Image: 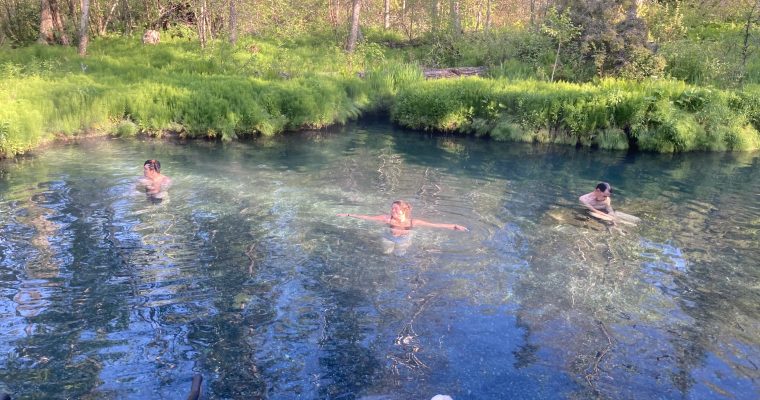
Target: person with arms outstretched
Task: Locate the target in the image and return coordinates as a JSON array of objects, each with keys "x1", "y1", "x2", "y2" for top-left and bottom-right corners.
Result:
[{"x1": 338, "y1": 200, "x2": 467, "y2": 255}]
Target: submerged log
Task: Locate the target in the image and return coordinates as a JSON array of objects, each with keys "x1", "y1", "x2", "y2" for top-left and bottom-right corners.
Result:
[
  {"x1": 186, "y1": 374, "x2": 202, "y2": 400},
  {"x1": 423, "y1": 66, "x2": 487, "y2": 79}
]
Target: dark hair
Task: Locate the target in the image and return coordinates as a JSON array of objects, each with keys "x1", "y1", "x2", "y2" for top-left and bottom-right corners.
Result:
[
  {"x1": 392, "y1": 200, "x2": 412, "y2": 214},
  {"x1": 144, "y1": 159, "x2": 161, "y2": 172},
  {"x1": 596, "y1": 182, "x2": 611, "y2": 193}
]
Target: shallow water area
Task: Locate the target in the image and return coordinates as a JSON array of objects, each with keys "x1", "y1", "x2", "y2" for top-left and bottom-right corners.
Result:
[{"x1": 0, "y1": 121, "x2": 759, "y2": 399}]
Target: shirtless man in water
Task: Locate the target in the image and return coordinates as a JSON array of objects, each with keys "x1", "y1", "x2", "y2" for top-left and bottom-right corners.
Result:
[
  {"x1": 139, "y1": 159, "x2": 171, "y2": 203},
  {"x1": 338, "y1": 200, "x2": 467, "y2": 255},
  {"x1": 579, "y1": 182, "x2": 630, "y2": 226}
]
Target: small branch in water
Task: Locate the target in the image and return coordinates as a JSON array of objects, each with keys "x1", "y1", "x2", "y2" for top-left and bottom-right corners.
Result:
[
  {"x1": 585, "y1": 320, "x2": 614, "y2": 391},
  {"x1": 245, "y1": 243, "x2": 256, "y2": 274}
]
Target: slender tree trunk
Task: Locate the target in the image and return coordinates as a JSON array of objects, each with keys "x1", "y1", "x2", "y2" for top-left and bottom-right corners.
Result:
[
  {"x1": 123, "y1": 0, "x2": 133, "y2": 35},
  {"x1": 50, "y1": 0, "x2": 70, "y2": 44},
  {"x1": 2, "y1": 1, "x2": 20, "y2": 43},
  {"x1": 93, "y1": 0, "x2": 102, "y2": 35},
  {"x1": 384, "y1": 0, "x2": 390, "y2": 29},
  {"x1": 740, "y1": 1, "x2": 759, "y2": 87},
  {"x1": 449, "y1": 0, "x2": 460, "y2": 35},
  {"x1": 551, "y1": 42, "x2": 560, "y2": 82},
  {"x1": 329, "y1": 0, "x2": 339, "y2": 27},
  {"x1": 485, "y1": 0, "x2": 491, "y2": 33},
  {"x1": 78, "y1": 0, "x2": 90, "y2": 55},
  {"x1": 195, "y1": 0, "x2": 207, "y2": 48},
  {"x1": 475, "y1": 0, "x2": 482, "y2": 31},
  {"x1": 229, "y1": 0, "x2": 237, "y2": 44},
  {"x1": 100, "y1": 0, "x2": 119, "y2": 35},
  {"x1": 430, "y1": 0, "x2": 439, "y2": 34},
  {"x1": 94, "y1": 0, "x2": 118, "y2": 35},
  {"x1": 39, "y1": 0, "x2": 55, "y2": 43},
  {"x1": 204, "y1": 0, "x2": 212, "y2": 40},
  {"x1": 530, "y1": 0, "x2": 535, "y2": 30},
  {"x1": 346, "y1": 0, "x2": 361, "y2": 52}
]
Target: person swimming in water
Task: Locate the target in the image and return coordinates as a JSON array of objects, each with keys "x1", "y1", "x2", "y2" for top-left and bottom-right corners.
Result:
[
  {"x1": 579, "y1": 182, "x2": 639, "y2": 226},
  {"x1": 138, "y1": 159, "x2": 172, "y2": 204},
  {"x1": 338, "y1": 200, "x2": 468, "y2": 255},
  {"x1": 579, "y1": 182, "x2": 616, "y2": 223}
]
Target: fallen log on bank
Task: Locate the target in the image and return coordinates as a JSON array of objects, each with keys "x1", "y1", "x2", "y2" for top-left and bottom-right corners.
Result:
[
  {"x1": 356, "y1": 66, "x2": 487, "y2": 80},
  {"x1": 422, "y1": 66, "x2": 487, "y2": 79}
]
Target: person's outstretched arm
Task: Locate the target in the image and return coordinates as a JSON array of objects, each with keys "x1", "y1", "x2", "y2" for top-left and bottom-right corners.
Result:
[
  {"x1": 412, "y1": 219, "x2": 468, "y2": 231},
  {"x1": 337, "y1": 213, "x2": 389, "y2": 223}
]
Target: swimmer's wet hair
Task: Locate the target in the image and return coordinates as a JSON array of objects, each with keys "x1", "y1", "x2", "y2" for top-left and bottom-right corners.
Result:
[
  {"x1": 144, "y1": 159, "x2": 161, "y2": 172},
  {"x1": 596, "y1": 182, "x2": 611, "y2": 193},
  {"x1": 392, "y1": 200, "x2": 412, "y2": 213}
]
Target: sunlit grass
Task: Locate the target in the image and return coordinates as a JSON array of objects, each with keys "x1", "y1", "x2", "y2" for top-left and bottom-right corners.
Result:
[
  {"x1": 2, "y1": 29, "x2": 760, "y2": 157},
  {"x1": 392, "y1": 77, "x2": 760, "y2": 152}
]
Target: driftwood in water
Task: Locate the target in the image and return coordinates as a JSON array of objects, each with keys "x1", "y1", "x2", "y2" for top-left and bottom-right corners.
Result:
[
  {"x1": 186, "y1": 374, "x2": 202, "y2": 400},
  {"x1": 423, "y1": 66, "x2": 487, "y2": 79}
]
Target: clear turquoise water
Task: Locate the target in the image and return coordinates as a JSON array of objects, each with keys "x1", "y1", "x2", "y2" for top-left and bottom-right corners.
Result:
[{"x1": 0, "y1": 121, "x2": 758, "y2": 399}]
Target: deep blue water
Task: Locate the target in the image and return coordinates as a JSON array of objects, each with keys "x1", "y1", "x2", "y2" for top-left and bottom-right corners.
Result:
[{"x1": 0, "y1": 121, "x2": 758, "y2": 399}]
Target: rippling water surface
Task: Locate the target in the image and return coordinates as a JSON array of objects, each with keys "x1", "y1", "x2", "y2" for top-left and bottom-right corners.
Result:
[{"x1": 0, "y1": 121, "x2": 758, "y2": 399}]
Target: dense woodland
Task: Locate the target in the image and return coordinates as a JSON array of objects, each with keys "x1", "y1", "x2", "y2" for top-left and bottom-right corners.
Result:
[{"x1": 2, "y1": 0, "x2": 760, "y2": 156}]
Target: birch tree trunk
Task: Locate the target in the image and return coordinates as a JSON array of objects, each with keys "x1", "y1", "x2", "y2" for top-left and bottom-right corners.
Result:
[
  {"x1": 449, "y1": 0, "x2": 460, "y2": 34},
  {"x1": 485, "y1": 0, "x2": 491, "y2": 32},
  {"x1": 229, "y1": 0, "x2": 237, "y2": 44},
  {"x1": 346, "y1": 0, "x2": 361, "y2": 52},
  {"x1": 96, "y1": 0, "x2": 119, "y2": 36},
  {"x1": 78, "y1": 0, "x2": 90, "y2": 55},
  {"x1": 122, "y1": 0, "x2": 133, "y2": 35},
  {"x1": 384, "y1": 0, "x2": 390, "y2": 29},
  {"x1": 430, "y1": 0, "x2": 439, "y2": 34},
  {"x1": 195, "y1": 0, "x2": 207, "y2": 48}
]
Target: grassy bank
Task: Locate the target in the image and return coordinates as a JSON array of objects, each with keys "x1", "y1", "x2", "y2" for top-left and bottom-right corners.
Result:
[
  {"x1": 392, "y1": 78, "x2": 760, "y2": 152},
  {"x1": 0, "y1": 35, "x2": 421, "y2": 158},
  {"x1": 2, "y1": 35, "x2": 760, "y2": 157}
]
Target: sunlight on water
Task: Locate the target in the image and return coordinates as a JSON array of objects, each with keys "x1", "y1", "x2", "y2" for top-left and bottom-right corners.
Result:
[{"x1": 0, "y1": 124, "x2": 759, "y2": 399}]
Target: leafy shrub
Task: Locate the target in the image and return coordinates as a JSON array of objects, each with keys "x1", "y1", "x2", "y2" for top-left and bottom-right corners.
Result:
[
  {"x1": 115, "y1": 120, "x2": 139, "y2": 137},
  {"x1": 660, "y1": 40, "x2": 725, "y2": 85},
  {"x1": 594, "y1": 128, "x2": 629, "y2": 150}
]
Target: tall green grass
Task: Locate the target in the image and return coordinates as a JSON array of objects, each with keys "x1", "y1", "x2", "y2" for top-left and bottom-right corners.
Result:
[
  {"x1": 0, "y1": 36, "x2": 383, "y2": 157},
  {"x1": 391, "y1": 77, "x2": 760, "y2": 152}
]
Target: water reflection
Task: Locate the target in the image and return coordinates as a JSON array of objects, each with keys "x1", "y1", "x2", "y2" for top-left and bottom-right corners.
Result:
[{"x1": 0, "y1": 126, "x2": 758, "y2": 399}]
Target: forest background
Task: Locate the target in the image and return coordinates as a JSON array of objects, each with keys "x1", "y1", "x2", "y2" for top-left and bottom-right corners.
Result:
[{"x1": 2, "y1": 0, "x2": 760, "y2": 157}]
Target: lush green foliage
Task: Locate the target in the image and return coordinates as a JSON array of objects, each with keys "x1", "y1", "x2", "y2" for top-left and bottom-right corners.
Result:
[
  {"x1": 0, "y1": 36, "x2": 383, "y2": 156},
  {"x1": 5, "y1": 0, "x2": 760, "y2": 156},
  {"x1": 391, "y1": 77, "x2": 760, "y2": 152}
]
